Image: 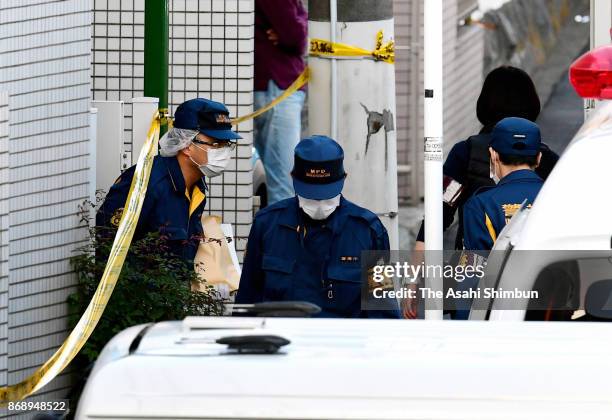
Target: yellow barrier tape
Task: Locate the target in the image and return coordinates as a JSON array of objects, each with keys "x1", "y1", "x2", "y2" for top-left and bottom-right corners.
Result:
[
  {"x1": 231, "y1": 31, "x2": 392, "y2": 125},
  {"x1": 0, "y1": 113, "x2": 161, "y2": 405},
  {"x1": 309, "y1": 30, "x2": 395, "y2": 64},
  {"x1": 231, "y1": 67, "x2": 310, "y2": 126}
]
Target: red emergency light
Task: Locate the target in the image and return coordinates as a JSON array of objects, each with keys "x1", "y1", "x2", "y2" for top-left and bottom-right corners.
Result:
[{"x1": 570, "y1": 45, "x2": 612, "y2": 99}]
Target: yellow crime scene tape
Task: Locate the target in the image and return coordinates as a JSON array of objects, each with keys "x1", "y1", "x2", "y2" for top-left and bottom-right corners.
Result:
[
  {"x1": 0, "y1": 113, "x2": 161, "y2": 405},
  {"x1": 231, "y1": 30, "x2": 393, "y2": 126},
  {"x1": 231, "y1": 67, "x2": 311, "y2": 125},
  {"x1": 309, "y1": 30, "x2": 395, "y2": 64}
]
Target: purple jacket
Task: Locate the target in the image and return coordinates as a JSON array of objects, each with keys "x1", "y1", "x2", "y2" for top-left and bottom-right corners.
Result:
[{"x1": 254, "y1": 0, "x2": 308, "y2": 91}]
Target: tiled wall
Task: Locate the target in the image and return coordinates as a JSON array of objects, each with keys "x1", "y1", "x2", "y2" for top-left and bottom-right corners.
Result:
[
  {"x1": 0, "y1": 93, "x2": 8, "y2": 394},
  {"x1": 0, "y1": 0, "x2": 93, "y2": 415}
]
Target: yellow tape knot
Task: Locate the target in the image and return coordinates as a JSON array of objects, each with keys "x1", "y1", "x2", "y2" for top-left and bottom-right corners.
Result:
[
  {"x1": 372, "y1": 30, "x2": 395, "y2": 64},
  {"x1": 308, "y1": 30, "x2": 395, "y2": 64}
]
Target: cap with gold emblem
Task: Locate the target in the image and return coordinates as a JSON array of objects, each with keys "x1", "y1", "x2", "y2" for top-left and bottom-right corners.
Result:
[
  {"x1": 173, "y1": 98, "x2": 242, "y2": 141},
  {"x1": 291, "y1": 135, "x2": 347, "y2": 200}
]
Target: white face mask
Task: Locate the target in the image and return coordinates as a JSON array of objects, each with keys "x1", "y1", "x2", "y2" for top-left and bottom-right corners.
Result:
[
  {"x1": 489, "y1": 156, "x2": 500, "y2": 185},
  {"x1": 298, "y1": 194, "x2": 341, "y2": 220},
  {"x1": 191, "y1": 143, "x2": 232, "y2": 178}
]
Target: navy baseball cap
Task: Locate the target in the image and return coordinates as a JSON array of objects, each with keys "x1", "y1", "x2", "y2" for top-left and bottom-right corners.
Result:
[
  {"x1": 490, "y1": 117, "x2": 541, "y2": 156},
  {"x1": 173, "y1": 98, "x2": 242, "y2": 141},
  {"x1": 292, "y1": 136, "x2": 347, "y2": 200}
]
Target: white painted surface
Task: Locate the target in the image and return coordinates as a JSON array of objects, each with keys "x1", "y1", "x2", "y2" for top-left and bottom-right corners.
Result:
[
  {"x1": 478, "y1": 0, "x2": 511, "y2": 12},
  {"x1": 88, "y1": 108, "x2": 98, "y2": 209},
  {"x1": 91, "y1": 101, "x2": 124, "y2": 193},
  {"x1": 329, "y1": 0, "x2": 338, "y2": 140},
  {"x1": 591, "y1": 0, "x2": 612, "y2": 48},
  {"x1": 77, "y1": 317, "x2": 612, "y2": 419},
  {"x1": 423, "y1": 0, "x2": 444, "y2": 319},
  {"x1": 131, "y1": 97, "x2": 158, "y2": 164}
]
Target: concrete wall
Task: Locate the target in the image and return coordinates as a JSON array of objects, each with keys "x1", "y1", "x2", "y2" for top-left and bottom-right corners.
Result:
[
  {"x1": 0, "y1": 0, "x2": 93, "y2": 415},
  {"x1": 482, "y1": 0, "x2": 589, "y2": 104},
  {"x1": 92, "y1": 0, "x2": 255, "y2": 258}
]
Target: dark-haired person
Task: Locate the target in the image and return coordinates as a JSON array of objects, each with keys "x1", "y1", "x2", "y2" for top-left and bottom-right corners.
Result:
[
  {"x1": 404, "y1": 66, "x2": 558, "y2": 319},
  {"x1": 463, "y1": 117, "x2": 544, "y2": 251}
]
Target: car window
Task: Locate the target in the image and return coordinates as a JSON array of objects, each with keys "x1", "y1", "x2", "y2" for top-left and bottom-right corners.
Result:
[{"x1": 526, "y1": 257, "x2": 612, "y2": 322}]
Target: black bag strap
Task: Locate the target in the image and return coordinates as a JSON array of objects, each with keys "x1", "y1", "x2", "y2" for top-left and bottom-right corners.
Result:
[{"x1": 466, "y1": 134, "x2": 495, "y2": 191}]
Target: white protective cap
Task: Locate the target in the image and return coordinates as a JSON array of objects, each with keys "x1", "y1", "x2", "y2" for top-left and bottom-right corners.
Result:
[{"x1": 159, "y1": 128, "x2": 199, "y2": 157}]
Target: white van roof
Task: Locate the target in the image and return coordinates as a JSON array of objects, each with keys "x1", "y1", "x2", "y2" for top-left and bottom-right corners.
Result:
[{"x1": 77, "y1": 317, "x2": 612, "y2": 419}]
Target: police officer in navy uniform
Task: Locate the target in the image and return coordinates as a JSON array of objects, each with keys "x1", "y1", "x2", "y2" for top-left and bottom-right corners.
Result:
[
  {"x1": 236, "y1": 135, "x2": 400, "y2": 318},
  {"x1": 463, "y1": 117, "x2": 544, "y2": 251},
  {"x1": 96, "y1": 98, "x2": 241, "y2": 262}
]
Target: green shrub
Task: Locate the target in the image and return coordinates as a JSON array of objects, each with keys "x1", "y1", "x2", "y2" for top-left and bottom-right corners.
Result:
[{"x1": 68, "y1": 199, "x2": 224, "y2": 363}]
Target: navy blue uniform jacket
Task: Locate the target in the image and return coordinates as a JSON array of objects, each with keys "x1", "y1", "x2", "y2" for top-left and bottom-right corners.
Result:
[
  {"x1": 463, "y1": 169, "x2": 543, "y2": 251},
  {"x1": 236, "y1": 196, "x2": 400, "y2": 318},
  {"x1": 96, "y1": 155, "x2": 207, "y2": 262}
]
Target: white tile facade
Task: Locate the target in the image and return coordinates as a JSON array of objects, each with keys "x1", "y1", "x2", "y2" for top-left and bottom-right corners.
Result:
[
  {"x1": 0, "y1": 1, "x2": 93, "y2": 415},
  {"x1": 0, "y1": 93, "x2": 8, "y2": 395}
]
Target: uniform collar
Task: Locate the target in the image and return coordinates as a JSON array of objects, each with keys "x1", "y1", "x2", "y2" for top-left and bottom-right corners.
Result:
[
  {"x1": 161, "y1": 155, "x2": 207, "y2": 195},
  {"x1": 498, "y1": 169, "x2": 542, "y2": 185}
]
